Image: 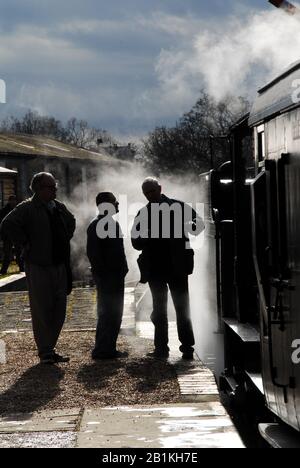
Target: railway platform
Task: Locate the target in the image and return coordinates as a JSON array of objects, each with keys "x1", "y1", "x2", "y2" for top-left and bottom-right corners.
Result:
[{"x1": 0, "y1": 282, "x2": 244, "y2": 448}]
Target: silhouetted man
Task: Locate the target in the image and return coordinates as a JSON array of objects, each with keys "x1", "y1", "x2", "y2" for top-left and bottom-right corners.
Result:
[
  {"x1": 1, "y1": 172, "x2": 75, "y2": 364},
  {"x1": 87, "y1": 192, "x2": 128, "y2": 359},
  {"x1": 131, "y1": 178, "x2": 204, "y2": 360},
  {"x1": 0, "y1": 195, "x2": 24, "y2": 274}
]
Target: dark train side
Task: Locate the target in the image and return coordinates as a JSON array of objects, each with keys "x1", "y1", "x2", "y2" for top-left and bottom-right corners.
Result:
[{"x1": 201, "y1": 61, "x2": 300, "y2": 444}]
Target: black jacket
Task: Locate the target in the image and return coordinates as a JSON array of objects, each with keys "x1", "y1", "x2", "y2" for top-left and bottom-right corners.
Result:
[
  {"x1": 0, "y1": 203, "x2": 15, "y2": 240},
  {"x1": 0, "y1": 203, "x2": 14, "y2": 223},
  {"x1": 87, "y1": 215, "x2": 128, "y2": 278},
  {"x1": 131, "y1": 194, "x2": 204, "y2": 282},
  {"x1": 0, "y1": 195, "x2": 75, "y2": 265}
]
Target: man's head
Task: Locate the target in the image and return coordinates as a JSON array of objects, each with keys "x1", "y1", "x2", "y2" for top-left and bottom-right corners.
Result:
[
  {"x1": 96, "y1": 192, "x2": 119, "y2": 214},
  {"x1": 30, "y1": 172, "x2": 57, "y2": 202},
  {"x1": 142, "y1": 177, "x2": 162, "y2": 203}
]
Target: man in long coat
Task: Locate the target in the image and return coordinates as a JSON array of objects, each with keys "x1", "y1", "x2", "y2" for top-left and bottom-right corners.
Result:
[{"x1": 1, "y1": 172, "x2": 75, "y2": 364}]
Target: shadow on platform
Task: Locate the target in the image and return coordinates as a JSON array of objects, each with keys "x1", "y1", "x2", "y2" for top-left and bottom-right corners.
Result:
[{"x1": 0, "y1": 364, "x2": 64, "y2": 415}]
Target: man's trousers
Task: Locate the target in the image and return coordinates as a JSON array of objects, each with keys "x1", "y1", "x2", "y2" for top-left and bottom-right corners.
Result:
[
  {"x1": 92, "y1": 274, "x2": 125, "y2": 356},
  {"x1": 148, "y1": 275, "x2": 195, "y2": 354},
  {"x1": 25, "y1": 263, "x2": 68, "y2": 358}
]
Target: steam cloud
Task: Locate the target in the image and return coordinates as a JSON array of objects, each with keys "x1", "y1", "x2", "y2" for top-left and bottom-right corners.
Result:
[
  {"x1": 63, "y1": 164, "x2": 211, "y2": 364},
  {"x1": 152, "y1": 6, "x2": 300, "y2": 105},
  {"x1": 66, "y1": 166, "x2": 204, "y2": 283}
]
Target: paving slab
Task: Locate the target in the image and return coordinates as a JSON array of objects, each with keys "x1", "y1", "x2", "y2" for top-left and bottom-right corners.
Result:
[
  {"x1": 134, "y1": 320, "x2": 242, "y2": 446},
  {"x1": 0, "y1": 273, "x2": 26, "y2": 293},
  {"x1": 0, "y1": 287, "x2": 136, "y2": 335},
  {"x1": 77, "y1": 404, "x2": 244, "y2": 448},
  {"x1": 0, "y1": 408, "x2": 81, "y2": 433},
  {"x1": 0, "y1": 431, "x2": 76, "y2": 448},
  {"x1": 173, "y1": 361, "x2": 219, "y2": 402},
  {"x1": 137, "y1": 321, "x2": 219, "y2": 402}
]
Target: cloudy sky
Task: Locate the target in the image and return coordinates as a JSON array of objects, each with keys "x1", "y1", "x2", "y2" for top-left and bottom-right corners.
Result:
[{"x1": 0, "y1": 0, "x2": 299, "y2": 140}]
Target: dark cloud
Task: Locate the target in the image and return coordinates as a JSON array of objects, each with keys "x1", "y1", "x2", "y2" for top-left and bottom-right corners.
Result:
[
  {"x1": 0, "y1": 0, "x2": 265, "y2": 25},
  {"x1": 0, "y1": 1, "x2": 270, "y2": 139}
]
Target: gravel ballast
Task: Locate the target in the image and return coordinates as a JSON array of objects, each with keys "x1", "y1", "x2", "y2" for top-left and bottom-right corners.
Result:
[{"x1": 0, "y1": 331, "x2": 180, "y2": 415}]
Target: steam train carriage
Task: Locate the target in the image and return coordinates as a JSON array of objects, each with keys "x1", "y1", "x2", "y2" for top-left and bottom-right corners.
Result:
[{"x1": 203, "y1": 61, "x2": 300, "y2": 445}]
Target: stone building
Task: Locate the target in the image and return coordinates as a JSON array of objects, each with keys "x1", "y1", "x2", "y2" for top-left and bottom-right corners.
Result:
[
  {"x1": 0, "y1": 133, "x2": 131, "y2": 203},
  {"x1": 0, "y1": 166, "x2": 17, "y2": 207}
]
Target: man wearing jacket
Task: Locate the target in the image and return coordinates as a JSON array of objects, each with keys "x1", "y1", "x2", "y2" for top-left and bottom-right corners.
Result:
[
  {"x1": 1, "y1": 172, "x2": 75, "y2": 364},
  {"x1": 87, "y1": 192, "x2": 128, "y2": 359},
  {"x1": 131, "y1": 178, "x2": 204, "y2": 360}
]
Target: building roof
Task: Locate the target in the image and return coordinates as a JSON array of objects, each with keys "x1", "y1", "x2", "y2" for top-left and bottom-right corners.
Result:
[
  {"x1": 249, "y1": 61, "x2": 300, "y2": 126},
  {"x1": 0, "y1": 133, "x2": 126, "y2": 165}
]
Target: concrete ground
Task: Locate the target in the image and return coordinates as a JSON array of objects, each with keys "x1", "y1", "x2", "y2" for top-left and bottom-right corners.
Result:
[{"x1": 0, "y1": 284, "x2": 244, "y2": 448}]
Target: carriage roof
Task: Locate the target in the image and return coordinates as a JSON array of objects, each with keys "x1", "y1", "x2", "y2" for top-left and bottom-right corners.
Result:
[{"x1": 249, "y1": 60, "x2": 300, "y2": 126}]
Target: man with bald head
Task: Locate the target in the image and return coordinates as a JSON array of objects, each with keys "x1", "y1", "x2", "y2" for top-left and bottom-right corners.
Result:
[
  {"x1": 132, "y1": 177, "x2": 204, "y2": 360},
  {"x1": 1, "y1": 172, "x2": 75, "y2": 364},
  {"x1": 87, "y1": 191, "x2": 128, "y2": 359}
]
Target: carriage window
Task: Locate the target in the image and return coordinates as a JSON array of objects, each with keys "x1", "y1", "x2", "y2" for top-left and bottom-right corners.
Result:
[
  {"x1": 257, "y1": 125, "x2": 265, "y2": 163},
  {"x1": 243, "y1": 134, "x2": 255, "y2": 180},
  {"x1": 256, "y1": 125, "x2": 266, "y2": 175}
]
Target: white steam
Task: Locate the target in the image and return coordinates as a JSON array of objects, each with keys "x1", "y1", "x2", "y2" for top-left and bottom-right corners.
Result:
[
  {"x1": 152, "y1": 7, "x2": 300, "y2": 104},
  {"x1": 67, "y1": 166, "x2": 205, "y2": 282},
  {"x1": 64, "y1": 165, "x2": 211, "y2": 366},
  {"x1": 66, "y1": 164, "x2": 146, "y2": 282}
]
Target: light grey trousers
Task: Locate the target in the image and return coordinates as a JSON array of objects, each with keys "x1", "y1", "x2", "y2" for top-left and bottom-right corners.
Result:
[{"x1": 25, "y1": 263, "x2": 68, "y2": 357}]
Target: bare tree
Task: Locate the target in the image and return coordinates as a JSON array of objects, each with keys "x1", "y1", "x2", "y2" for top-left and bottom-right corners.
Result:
[
  {"x1": 0, "y1": 111, "x2": 116, "y2": 151},
  {"x1": 64, "y1": 118, "x2": 89, "y2": 147},
  {"x1": 142, "y1": 91, "x2": 250, "y2": 174},
  {"x1": 0, "y1": 111, "x2": 64, "y2": 140}
]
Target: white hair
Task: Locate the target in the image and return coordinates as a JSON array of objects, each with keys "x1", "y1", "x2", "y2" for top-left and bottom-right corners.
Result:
[{"x1": 142, "y1": 177, "x2": 160, "y2": 189}]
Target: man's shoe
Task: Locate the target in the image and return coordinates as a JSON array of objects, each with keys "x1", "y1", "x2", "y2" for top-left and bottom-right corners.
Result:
[
  {"x1": 92, "y1": 350, "x2": 128, "y2": 360},
  {"x1": 182, "y1": 351, "x2": 194, "y2": 360},
  {"x1": 147, "y1": 350, "x2": 169, "y2": 359},
  {"x1": 40, "y1": 354, "x2": 56, "y2": 365},
  {"x1": 53, "y1": 353, "x2": 70, "y2": 363},
  {"x1": 113, "y1": 351, "x2": 128, "y2": 359},
  {"x1": 40, "y1": 352, "x2": 69, "y2": 364}
]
